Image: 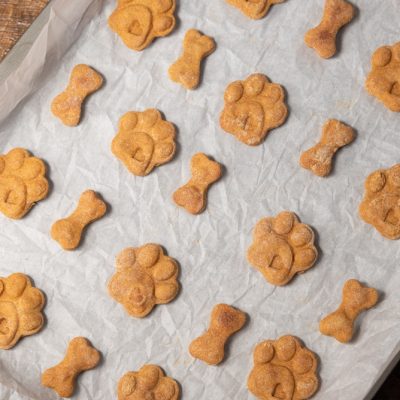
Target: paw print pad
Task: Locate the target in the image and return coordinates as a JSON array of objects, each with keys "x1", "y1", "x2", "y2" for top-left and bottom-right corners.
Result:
[
  {"x1": 118, "y1": 364, "x2": 180, "y2": 400},
  {"x1": 248, "y1": 336, "x2": 319, "y2": 400},
  {"x1": 220, "y1": 73, "x2": 288, "y2": 146},
  {"x1": 112, "y1": 109, "x2": 176, "y2": 176},
  {"x1": 359, "y1": 164, "x2": 400, "y2": 239},
  {"x1": 0, "y1": 148, "x2": 49, "y2": 219},
  {"x1": 108, "y1": 244, "x2": 180, "y2": 318},
  {"x1": 365, "y1": 42, "x2": 400, "y2": 112},
  {"x1": 247, "y1": 211, "x2": 318, "y2": 286},
  {"x1": 0, "y1": 273, "x2": 45, "y2": 350},
  {"x1": 108, "y1": 0, "x2": 176, "y2": 51},
  {"x1": 226, "y1": 0, "x2": 285, "y2": 20}
]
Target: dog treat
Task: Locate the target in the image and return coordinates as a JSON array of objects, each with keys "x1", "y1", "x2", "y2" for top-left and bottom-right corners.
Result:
[
  {"x1": 0, "y1": 148, "x2": 49, "y2": 219},
  {"x1": 173, "y1": 153, "x2": 222, "y2": 214},
  {"x1": 51, "y1": 64, "x2": 103, "y2": 126},
  {"x1": 118, "y1": 364, "x2": 180, "y2": 400},
  {"x1": 189, "y1": 304, "x2": 246, "y2": 365},
  {"x1": 168, "y1": 29, "x2": 216, "y2": 90},
  {"x1": 365, "y1": 41, "x2": 400, "y2": 112},
  {"x1": 300, "y1": 119, "x2": 355, "y2": 177},
  {"x1": 51, "y1": 190, "x2": 106, "y2": 250},
  {"x1": 247, "y1": 211, "x2": 318, "y2": 286},
  {"x1": 108, "y1": 244, "x2": 180, "y2": 318},
  {"x1": 225, "y1": 0, "x2": 285, "y2": 20},
  {"x1": 359, "y1": 164, "x2": 400, "y2": 239},
  {"x1": 320, "y1": 279, "x2": 378, "y2": 343},
  {"x1": 108, "y1": 0, "x2": 176, "y2": 51},
  {"x1": 42, "y1": 337, "x2": 100, "y2": 397},
  {"x1": 111, "y1": 109, "x2": 176, "y2": 176},
  {"x1": 247, "y1": 335, "x2": 319, "y2": 400},
  {"x1": 220, "y1": 73, "x2": 288, "y2": 146},
  {"x1": 0, "y1": 273, "x2": 45, "y2": 350},
  {"x1": 304, "y1": 0, "x2": 355, "y2": 59}
]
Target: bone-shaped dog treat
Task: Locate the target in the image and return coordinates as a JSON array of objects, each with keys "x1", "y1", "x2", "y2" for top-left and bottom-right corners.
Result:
[
  {"x1": 304, "y1": 0, "x2": 355, "y2": 59},
  {"x1": 51, "y1": 64, "x2": 103, "y2": 126},
  {"x1": 51, "y1": 190, "x2": 106, "y2": 250},
  {"x1": 189, "y1": 304, "x2": 246, "y2": 365},
  {"x1": 168, "y1": 29, "x2": 216, "y2": 90},
  {"x1": 319, "y1": 279, "x2": 378, "y2": 343},
  {"x1": 173, "y1": 153, "x2": 222, "y2": 214},
  {"x1": 299, "y1": 119, "x2": 355, "y2": 177},
  {"x1": 226, "y1": 0, "x2": 285, "y2": 20},
  {"x1": 41, "y1": 337, "x2": 100, "y2": 398}
]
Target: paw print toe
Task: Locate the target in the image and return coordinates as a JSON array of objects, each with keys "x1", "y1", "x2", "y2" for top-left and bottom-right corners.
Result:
[
  {"x1": 248, "y1": 212, "x2": 318, "y2": 285},
  {"x1": 220, "y1": 73, "x2": 288, "y2": 146}
]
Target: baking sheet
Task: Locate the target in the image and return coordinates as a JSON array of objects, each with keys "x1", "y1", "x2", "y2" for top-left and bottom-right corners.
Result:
[{"x1": 0, "y1": 0, "x2": 400, "y2": 399}]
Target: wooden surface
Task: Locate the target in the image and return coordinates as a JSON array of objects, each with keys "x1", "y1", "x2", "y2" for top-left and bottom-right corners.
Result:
[{"x1": 0, "y1": 0, "x2": 49, "y2": 61}]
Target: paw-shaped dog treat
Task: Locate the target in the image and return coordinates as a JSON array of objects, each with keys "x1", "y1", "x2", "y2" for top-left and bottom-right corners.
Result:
[
  {"x1": 173, "y1": 153, "x2": 222, "y2": 215},
  {"x1": 108, "y1": 244, "x2": 180, "y2": 318},
  {"x1": 359, "y1": 164, "x2": 400, "y2": 239},
  {"x1": 300, "y1": 119, "x2": 355, "y2": 177},
  {"x1": 320, "y1": 279, "x2": 378, "y2": 343},
  {"x1": 225, "y1": 0, "x2": 285, "y2": 20},
  {"x1": 0, "y1": 148, "x2": 49, "y2": 219},
  {"x1": 51, "y1": 64, "x2": 103, "y2": 126},
  {"x1": 220, "y1": 73, "x2": 288, "y2": 146},
  {"x1": 0, "y1": 273, "x2": 45, "y2": 350},
  {"x1": 168, "y1": 29, "x2": 216, "y2": 90},
  {"x1": 189, "y1": 304, "x2": 246, "y2": 365},
  {"x1": 118, "y1": 364, "x2": 180, "y2": 400},
  {"x1": 247, "y1": 211, "x2": 318, "y2": 286},
  {"x1": 51, "y1": 190, "x2": 106, "y2": 250},
  {"x1": 111, "y1": 109, "x2": 176, "y2": 176},
  {"x1": 108, "y1": 0, "x2": 176, "y2": 51},
  {"x1": 304, "y1": 0, "x2": 354, "y2": 59},
  {"x1": 247, "y1": 335, "x2": 319, "y2": 400},
  {"x1": 42, "y1": 337, "x2": 100, "y2": 398},
  {"x1": 365, "y1": 42, "x2": 400, "y2": 112}
]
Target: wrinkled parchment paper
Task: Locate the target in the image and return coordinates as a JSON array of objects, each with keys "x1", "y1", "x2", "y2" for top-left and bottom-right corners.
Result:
[{"x1": 0, "y1": 0, "x2": 399, "y2": 399}]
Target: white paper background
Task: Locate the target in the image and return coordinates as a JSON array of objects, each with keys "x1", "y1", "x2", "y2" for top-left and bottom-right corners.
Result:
[{"x1": 0, "y1": 0, "x2": 399, "y2": 399}]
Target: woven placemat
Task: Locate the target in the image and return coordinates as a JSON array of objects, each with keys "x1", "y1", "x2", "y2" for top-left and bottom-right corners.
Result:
[{"x1": 0, "y1": 0, "x2": 49, "y2": 61}]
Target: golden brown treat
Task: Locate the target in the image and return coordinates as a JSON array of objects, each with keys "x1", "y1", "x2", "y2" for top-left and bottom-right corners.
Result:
[
  {"x1": 247, "y1": 211, "x2": 318, "y2": 286},
  {"x1": 0, "y1": 148, "x2": 49, "y2": 219},
  {"x1": 111, "y1": 109, "x2": 176, "y2": 176},
  {"x1": 41, "y1": 337, "x2": 100, "y2": 398},
  {"x1": 359, "y1": 164, "x2": 400, "y2": 240},
  {"x1": 320, "y1": 279, "x2": 378, "y2": 343},
  {"x1": 51, "y1": 190, "x2": 106, "y2": 250},
  {"x1": 168, "y1": 29, "x2": 216, "y2": 90},
  {"x1": 118, "y1": 364, "x2": 180, "y2": 400},
  {"x1": 108, "y1": 244, "x2": 180, "y2": 318},
  {"x1": 365, "y1": 42, "x2": 400, "y2": 112},
  {"x1": 173, "y1": 153, "x2": 222, "y2": 215},
  {"x1": 225, "y1": 0, "x2": 285, "y2": 20},
  {"x1": 108, "y1": 0, "x2": 176, "y2": 51},
  {"x1": 304, "y1": 0, "x2": 354, "y2": 59},
  {"x1": 0, "y1": 273, "x2": 45, "y2": 350},
  {"x1": 220, "y1": 73, "x2": 288, "y2": 146},
  {"x1": 247, "y1": 335, "x2": 319, "y2": 400},
  {"x1": 51, "y1": 64, "x2": 103, "y2": 126},
  {"x1": 300, "y1": 119, "x2": 355, "y2": 177},
  {"x1": 189, "y1": 304, "x2": 246, "y2": 365}
]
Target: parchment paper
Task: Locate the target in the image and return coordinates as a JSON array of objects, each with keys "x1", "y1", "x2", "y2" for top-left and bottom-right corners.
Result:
[{"x1": 0, "y1": 0, "x2": 399, "y2": 399}]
